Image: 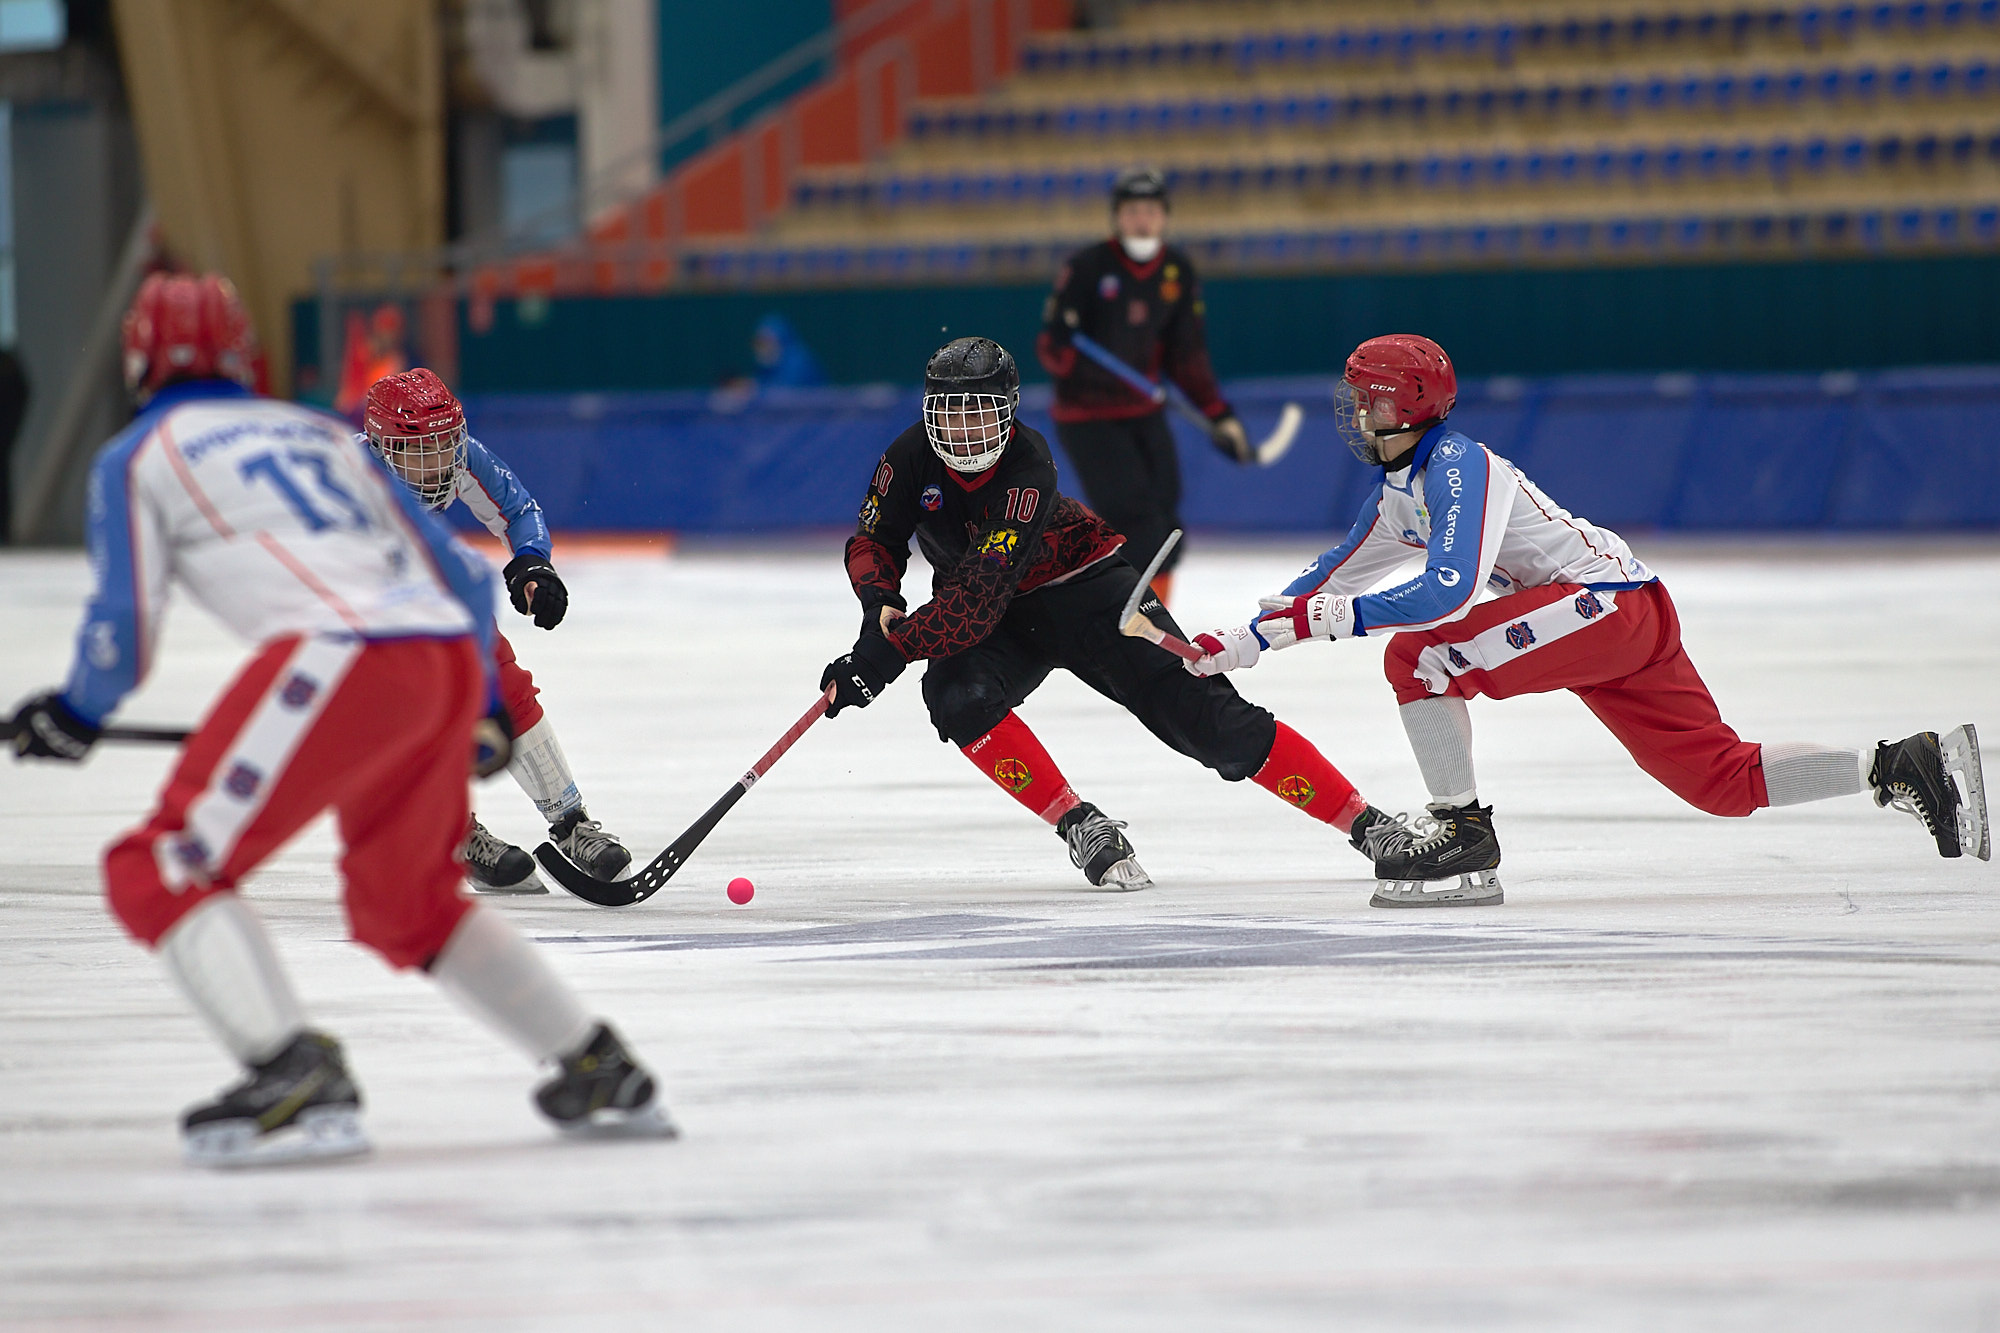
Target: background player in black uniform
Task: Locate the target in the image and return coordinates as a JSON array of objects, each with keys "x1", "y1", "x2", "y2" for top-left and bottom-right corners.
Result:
[
  {"x1": 819, "y1": 337, "x2": 1397, "y2": 890},
  {"x1": 1035, "y1": 168, "x2": 1250, "y2": 606}
]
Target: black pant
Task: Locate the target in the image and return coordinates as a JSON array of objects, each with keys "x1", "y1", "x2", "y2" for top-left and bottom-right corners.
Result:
[
  {"x1": 1054, "y1": 413, "x2": 1183, "y2": 576},
  {"x1": 920, "y1": 558, "x2": 1276, "y2": 780}
]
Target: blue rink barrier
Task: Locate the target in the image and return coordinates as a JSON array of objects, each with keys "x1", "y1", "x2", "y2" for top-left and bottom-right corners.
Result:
[{"x1": 456, "y1": 365, "x2": 2000, "y2": 535}]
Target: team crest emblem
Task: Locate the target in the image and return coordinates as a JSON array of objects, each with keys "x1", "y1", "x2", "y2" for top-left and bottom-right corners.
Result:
[
  {"x1": 994, "y1": 758, "x2": 1032, "y2": 794},
  {"x1": 1574, "y1": 591, "x2": 1604, "y2": 619},
  {"x1": 1447, "y1": 646, "x2": 1471, "y2": 670},
  {"x1": 279, "y1": 673, "x2": 319, "y2": 709},
  {"x1": 859, "y1": 494, "x2": 882, "y2": 534},
  {"x1": 224, "y1": 762, "x2": 263, "y2": 801},
  {"x1": 172, "y1": 834, "x2": 210, "y2": 869},
  {"x1": 1127, "y1": 299, "x2": 1149, "y2": 326},
  {"x1": 1098, "y1": 273, "x2": 1119, "y2": 299},
  {"x1": 1504, "y1": 621, "x2": 1537, "y2": 650},
  {"x1": 1435, "y1": 439, "x2": 1466, "y2": 461},
  {"x1": 920, "y1": 484, "x2": 943, "y2": 511},
  {"x1": 1160, "y1": 279, "x2": 1181, "y2": 302},
  {"x1": 1276, "y1": 775, "x2": 1316, "y2": 808},
  {"x1": 976, "y1": 527, "x2": 1019, "y2": 563}
]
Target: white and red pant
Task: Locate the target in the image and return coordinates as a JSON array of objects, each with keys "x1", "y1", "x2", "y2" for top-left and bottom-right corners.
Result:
[
  {"x1": 493, "y1": 631, "x2": 544, "y2": 732},
  {"x1": 1381, "y1": 580, "x2": 1769, "y2": 817},
  {"x1": 105, "y1": 634, "x2": 483, "y2": 969}
]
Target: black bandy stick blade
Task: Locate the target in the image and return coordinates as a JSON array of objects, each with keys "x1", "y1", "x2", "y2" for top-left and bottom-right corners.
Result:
[{"x1": 533, "y1": 843, "x2": 654, "y2": 907}]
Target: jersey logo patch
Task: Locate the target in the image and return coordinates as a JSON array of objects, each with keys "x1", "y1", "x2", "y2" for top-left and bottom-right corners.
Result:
[
  {"x1": 1574, "y1": 591, "x2": 1605, "y2": 620},
  {"x1": 1160, "y1": 280, "x2": 1181, "y2": 302},
  {"x1": 994, "y1": 758, "x2": 1032, "y2": 794},
  {"x1": 224, "y1": 761, "x2": 263, "y2": 801},
  {"x1": 1127, "y1": 299, "x2": 1149, "y2": 325},
  {"x1": 1504, "y1": 621, "x2": 1537, "y2": 651},
  {"x1": 1435, "y1": 439, "x2": 1466, "y2": 461},
  {"x1": 976, "y1": 527, "x2": 1019, "y2": 563},
  {"x1": 920, "y1": 484, "x2": 943, "y2": 512},
  {"x1": 1276, "y1": 775, "x2": 1316, "y2": 808},
  {"x1": 1098, "y1": 274, "x2": 1119, "y2": 299},
  {"x1": 172, "y1": 834, "x2": 211, "y2": 870},
  {"x1": 859, "y1": 494, "x2": 882, "y2": 534},
  {"x1": 1436, "y1": 567, "x2": 1461, "y2": 587},
  {"x1": 279, "y1": 673, "x2": 320, "y2": 709},
  {"x1": 1447, "y1": 646, "x2": 1471, "y2": 670}
]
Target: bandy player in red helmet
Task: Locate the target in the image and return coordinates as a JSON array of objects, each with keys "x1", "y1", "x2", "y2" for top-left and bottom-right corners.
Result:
[
  {"x1": 7, "y1": 273, "x2": 671, "y2": 1164},
  {"x1": 1189, "y1": 333, "x2": 1989, "y2": 905},
  {"x1": 362, "y1": 369, "x2": 630, "y2": 895}
]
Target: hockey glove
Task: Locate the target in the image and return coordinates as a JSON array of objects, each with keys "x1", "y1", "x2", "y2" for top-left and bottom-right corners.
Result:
[
  {"x1": 1256, "y1": 592, "x2": 1359, "y2": 649},
  {"x1": 1209, "y1": 413, "x2": 1252, "y2": 464},
  {"x1": 820, "y1": 633, "x2": 908, "y2": 717},
  {"x1": 1183, "y1": 623, "x2": 1264, "y2": 677},
  {"x1": 503, "y1": 553, "x2": 568, "y2": 630},
  {"x1": 472, "y1": 699, "x2": 514, "y2": 779},
  {"x1": 10, "y1": 692, "x2": 100, "y2": 762}
]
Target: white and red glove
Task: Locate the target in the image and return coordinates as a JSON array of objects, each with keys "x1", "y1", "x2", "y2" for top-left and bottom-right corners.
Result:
[
  {"x1": 1255, "y1": 592, "x2": 1359, "y2": 649},
  {"x1": 1184, "y1": 622, "x2": 1263, "y2": 677}
]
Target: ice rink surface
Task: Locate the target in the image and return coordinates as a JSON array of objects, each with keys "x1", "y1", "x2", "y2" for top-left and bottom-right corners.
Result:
[{"x1": 4, "y1": 537, "x2": 1999, "y2": 1332}]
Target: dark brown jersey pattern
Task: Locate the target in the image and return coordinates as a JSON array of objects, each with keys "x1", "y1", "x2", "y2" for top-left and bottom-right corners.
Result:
[{"x1": 844, "y1": 422, "x2": 1124, "y2": 663}]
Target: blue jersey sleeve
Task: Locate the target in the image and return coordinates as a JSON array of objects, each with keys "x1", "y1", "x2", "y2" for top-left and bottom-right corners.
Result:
[
  {"x1": 459, "y1": 435, "x2": 550, "y2": 558},
  {"x1": 62, "y1": 421, "x2": 163, "y2": 723},
  {"x1": 1353, "y1": 435, "x2": 1500, "y2": 635}
]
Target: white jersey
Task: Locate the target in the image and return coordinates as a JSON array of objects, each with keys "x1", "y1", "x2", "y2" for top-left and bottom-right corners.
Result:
[
  {"x1": 66, "y1": 383, "x2": 494, "y2": 721},
  {"x1": 1278, "y1": 425, "x2": 1654, "y2": 636}
]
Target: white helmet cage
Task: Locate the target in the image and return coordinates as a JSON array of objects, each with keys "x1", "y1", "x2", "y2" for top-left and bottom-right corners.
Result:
[
  {"x1": 367, "y1": 423, "x2": 467, "y2": 510},
  {"x1": 923, "y1": 390, "x2": 1017, "y2": 473}
]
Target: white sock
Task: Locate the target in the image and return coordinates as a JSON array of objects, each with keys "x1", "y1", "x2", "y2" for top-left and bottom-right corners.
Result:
[
  {"x1": 1400, "y1": 696, "x2": 1477, "y2": 806},
  {"x1": 429, "y1": 904, "x2": 596, "y2": 1063},
  {"x1": 507, "y1": 717, "x2": 585, "y2": 825},
  {"x1": 157, "y1": 895, "x2": 306, "y2": 1065},
  {"x1": 1761, "y1": 742, "x2": 1868, "y2": 807}
]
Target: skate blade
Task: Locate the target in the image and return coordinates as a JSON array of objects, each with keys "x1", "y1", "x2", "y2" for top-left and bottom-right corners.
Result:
[
  {"x1": 1370, "y1": 868, "x2": 1504, "y2": 909},
  {"x1": 1092, "y1": 858, "x2": 1153, "y2": 892},
  {"x1": 468, "y1": 870, "x2": 550, "y2": 895},
  {"x1": 184, "y1": 1105, "x2": 371, "y2": 1169},
  {"x1": 554, "y1": 1101, "x2": 680, "y2": 1141},
  {"x1": 1944, "y1": 723, "x2": 1991, "y2": 862}
]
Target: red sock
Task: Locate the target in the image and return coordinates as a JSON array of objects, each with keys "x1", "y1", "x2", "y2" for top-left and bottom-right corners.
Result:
[
  {"x1": 1253, "y1": 721, "x2": 1366, "y2": 832},
  {"x1": 961, "y1": 712, "x2": 1082, "y2": 825}
]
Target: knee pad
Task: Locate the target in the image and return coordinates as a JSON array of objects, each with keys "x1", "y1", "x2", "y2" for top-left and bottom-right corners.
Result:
[{"x1": 925, "y1": 673, "x2": 1015, "y2": 748}]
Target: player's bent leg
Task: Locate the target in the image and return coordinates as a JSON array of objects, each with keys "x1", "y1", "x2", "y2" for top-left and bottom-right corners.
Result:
[
  {"x1": 961, "y1": 711, "x2": 1082, "y2": 825},
  {"x1": 507, "y1": 716, "x2": 631, "y2": 882},
  {"x1": 430, "y1": 904, "x2": 676, "y2": 1137}
]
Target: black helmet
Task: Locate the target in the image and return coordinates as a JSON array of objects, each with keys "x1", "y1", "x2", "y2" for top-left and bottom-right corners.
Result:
[
  {"x1": 923, "y1": 337, "x2": 1019, "y2": 474},
  {"x1": 1111, "y1": 167, "x2": 1169, "y2": 212}
]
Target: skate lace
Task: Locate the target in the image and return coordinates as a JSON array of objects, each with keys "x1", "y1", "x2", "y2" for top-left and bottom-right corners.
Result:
[
  {"x1": 1356, "y1": 811, "x2": 1421, "y2": 861},
  {"x1": 1882, "y1": 782, "x2": 1936, "y2": 833},
  {"x1": 561, "y1": 818, "x2": 622, "y2": 859},
  {"x1": 1404, "y1": 811, "x2": 1452, "y2": 853},
  {"x1": 463, "y1": 820, "x2": 510, "y2": 862},
  {"x1": 1066, "y1": 814, "x2": 1131, "y2": 870}
]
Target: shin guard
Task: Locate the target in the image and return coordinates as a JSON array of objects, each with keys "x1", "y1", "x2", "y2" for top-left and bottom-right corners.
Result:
[
  {"x1": 1253, "y1": 722, "x2": 1366, "y2": 832},
  {"x1": 961, "y1": 712, "x2": 1082, "y2": 825}
]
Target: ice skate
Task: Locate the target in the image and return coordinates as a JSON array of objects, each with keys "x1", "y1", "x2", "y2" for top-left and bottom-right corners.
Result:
[
  {"x1": 1056, "y1": 802, "x2": 1153, "y2": 890},
  {"x1": 182, "y1": 1031, "x2": 369, "y2": 1168},
  {"x1": 548, "y1": 808, "x2": 632, "y2": 881},
  {"x1": 462, "y1": 817, "x2": 547, "y2": 894},
  {"x1": 1872, "y1": 724, "x2": 1990, "y2": 861},
  {"x1": 1367, "y1": 801, "x2": 1504, "y2": 908},
  {"x1": 535, "y1": 1023, "x2": 678, "y2": 1139}
]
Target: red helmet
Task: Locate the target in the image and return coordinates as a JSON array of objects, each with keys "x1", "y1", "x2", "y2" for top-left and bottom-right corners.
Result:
[
  {"x1": 121, "y1": 272, "x2": 257, "y2": 400},
  {"x1": 1335, "y1": 334, "x2": 1457, "y2": 466},
  {"x1": 364, "y1": 368, "x2": 466, "y2": 510}
]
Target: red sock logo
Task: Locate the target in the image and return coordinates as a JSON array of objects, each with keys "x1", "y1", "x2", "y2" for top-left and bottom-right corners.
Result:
[
  {"x1": 1276, "y1": 775, "x2": 1315, "y2": 808},
  {"x1": 994, "y1": 758, "x2": 1032, "y2": 793}
]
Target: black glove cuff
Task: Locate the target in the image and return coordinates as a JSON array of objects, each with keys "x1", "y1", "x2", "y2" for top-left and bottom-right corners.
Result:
[
  {"x1": 503, "y1": 552, "x2": 556, "y2": 586},
  {"x1": 851, "y1": 628, "x2": 909, "y2": 685}
]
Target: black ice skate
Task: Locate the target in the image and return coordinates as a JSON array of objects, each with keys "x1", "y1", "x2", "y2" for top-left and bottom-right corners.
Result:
[
  {"x1": 548, "y1": 809, "x2": 632, "y2": 881},
  {"x1": 1871, "y1": 724, "x2": 1991, "y2": 861},
  {"x1": 1056, "y1": 802, "x2": 1153, "y2": 891},
  {"x1": 462, "y1": 817, "x2": 547, "y2": 893},
  {"x1": 182, "y1": 1031, "x2": 368, "y2": 1168},
  {"x1": 535, "y1": 1023, "x2": 678, "y2": 1139},
  {"x1": 1367, "y1": 801, "x2": 1504, "y2": 908}
]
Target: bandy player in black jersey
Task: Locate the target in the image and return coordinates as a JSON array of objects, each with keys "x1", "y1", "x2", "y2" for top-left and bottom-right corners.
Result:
[
  {"x1": 817, "y1": 337, "x2": 1400, "y2": 889},
  {"x1": 1035, "y1": 169, "x2": 1250, "y2": 606}
]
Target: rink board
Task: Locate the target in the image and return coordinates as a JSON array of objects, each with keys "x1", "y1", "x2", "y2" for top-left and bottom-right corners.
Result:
[{"x1": 2, "y1": 540, "x2": 1998, "y2": 1331}]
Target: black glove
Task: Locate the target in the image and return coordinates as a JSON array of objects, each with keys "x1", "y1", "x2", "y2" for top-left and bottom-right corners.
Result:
[
  {"x1": 472, "y1": 698, "x2": 515, "y2": 779},
  {"x1": 503, "y1": 553, "x2": 568, "y2": 630},
  {"x1": 819, "y1": 632, "x2": 908, "y2": 717},
  {"x1": 1209, "y1": 413, "x2": 1252, "y2": 464},
  {"x1": 10, "y1": 692, "x2": 100, "y2": 762}
]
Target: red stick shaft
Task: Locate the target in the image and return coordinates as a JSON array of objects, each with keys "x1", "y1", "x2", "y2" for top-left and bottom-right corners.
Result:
[{"x1": 743, "y1": 687, "x2": 833, "y2": 788}]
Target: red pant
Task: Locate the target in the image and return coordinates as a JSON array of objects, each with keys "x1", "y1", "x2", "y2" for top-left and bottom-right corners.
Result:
[
  {"x1": 105, "y1": 635, "x2": 483, "y2": 968},
  {"x1": 494, "y1": 630, "x2": 544, "y2": 731},
  {"x1": 1382, "y1": 581, "x2": 1768, "y2": 816}
]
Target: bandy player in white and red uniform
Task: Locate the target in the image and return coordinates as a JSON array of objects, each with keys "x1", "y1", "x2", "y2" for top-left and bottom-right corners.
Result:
[
  {"x1": 361, "y1": 368, "x2": 630, "y2": 895},
  {"x1": 6, "y1": 274, "x2": 673, "y2": 1165},
  {"x1": 1191, "y1": 333, "x2": 1989, "y2": 906}
]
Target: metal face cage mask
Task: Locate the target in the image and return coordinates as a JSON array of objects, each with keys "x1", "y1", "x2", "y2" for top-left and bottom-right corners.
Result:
[
  {"x1": 1333, "y1": 380, "x2": 1405, "y2": 467},
  {"x1": 367, "y1": 423, "x2": 466, "y2": 510},
  {"x1": 923, "y1": 391, "x2": 1014, "y2": 473}
]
